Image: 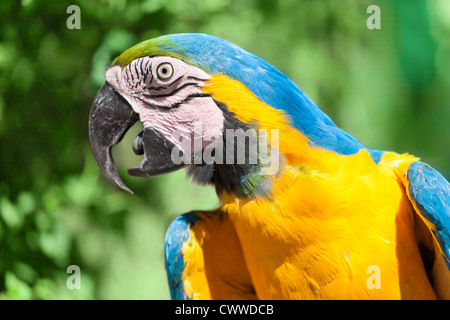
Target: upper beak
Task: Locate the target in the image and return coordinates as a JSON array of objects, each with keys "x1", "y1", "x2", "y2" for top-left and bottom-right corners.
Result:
[
  {"x1": 89, "y1": 82, "x2": 186, "y2": 194},
  {"x1": 89, "y1": 82, "x2": 138, "y2": 194}
]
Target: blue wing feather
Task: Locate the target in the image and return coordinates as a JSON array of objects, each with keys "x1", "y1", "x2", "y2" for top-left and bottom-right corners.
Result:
[
  {"x1": 406, "y1": 161, "x2": 450, "y2": 270},
  {"x1": 164, "y1": 211, "x2": 199, "y2": 300}
]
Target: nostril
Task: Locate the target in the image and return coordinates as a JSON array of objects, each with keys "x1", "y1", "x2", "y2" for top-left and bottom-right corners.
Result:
[{"x1": 133, "y1": 131, "x2": 144, "y2": 155}]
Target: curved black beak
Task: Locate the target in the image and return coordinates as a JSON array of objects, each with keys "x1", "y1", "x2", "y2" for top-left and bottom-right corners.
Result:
[
  {"x1": 89, "y1": 82, "x2": 187, "y2": 194},
  {"x1": 89, "y1": 82, "x2": 138, "y2": 194}
]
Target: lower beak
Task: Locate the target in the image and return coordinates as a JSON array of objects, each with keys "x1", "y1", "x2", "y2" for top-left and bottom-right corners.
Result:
[
  {"x1": 127, "y1": 127, "x2": 185, "y2": 177},
  {"x1": 88, "y1": 82, "x2": 186, "y2": 194}
]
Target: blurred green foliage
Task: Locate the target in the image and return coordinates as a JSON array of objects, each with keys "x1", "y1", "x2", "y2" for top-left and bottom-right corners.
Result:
[{"x1": 0, "y1": 0, "x2": 449, "y2": 299}]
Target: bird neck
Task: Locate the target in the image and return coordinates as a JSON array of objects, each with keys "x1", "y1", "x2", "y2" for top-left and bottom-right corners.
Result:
[
  {"x1": 203, "y1": 74, "x2": 383, "y2": 171},
  {"x1": 201, "y1": 75, "x2": 330, "y2": 199}
]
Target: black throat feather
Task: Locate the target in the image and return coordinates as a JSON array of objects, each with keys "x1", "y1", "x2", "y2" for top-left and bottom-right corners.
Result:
[{"x1": 186, "y1": 100, "x2": 269, "y2": 198}]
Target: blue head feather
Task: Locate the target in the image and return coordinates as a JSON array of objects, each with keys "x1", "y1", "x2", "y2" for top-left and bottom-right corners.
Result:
[{"x1": 116, "y1": 33, "x2": 383, "y2": 162}]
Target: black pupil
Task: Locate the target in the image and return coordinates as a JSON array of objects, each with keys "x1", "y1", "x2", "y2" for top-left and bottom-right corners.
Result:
[{"x1": 162, "y1": 67, "x2": 167, "y2": 74}]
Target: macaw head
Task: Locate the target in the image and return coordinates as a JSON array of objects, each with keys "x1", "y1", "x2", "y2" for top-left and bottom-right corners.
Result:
[{"x1": 89, "y1": 33, "x2": 371, "y2": 196}]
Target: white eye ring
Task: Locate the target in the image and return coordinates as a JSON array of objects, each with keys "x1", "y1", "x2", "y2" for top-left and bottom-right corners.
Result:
[{"x1": 156, "y1": 63, "x2": 174, "y2": 80}]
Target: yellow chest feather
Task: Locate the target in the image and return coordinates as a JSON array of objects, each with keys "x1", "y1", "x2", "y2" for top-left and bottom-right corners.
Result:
[
  {"x1": 221, "y1": 151, "x2": 436, "y2": 299},
  {"x1": 203, "y1": 74, "x2": 436, "y2": 299}
]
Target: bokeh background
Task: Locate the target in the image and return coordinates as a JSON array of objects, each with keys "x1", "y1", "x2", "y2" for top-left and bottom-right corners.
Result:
[{"x1": 0, "y1": 0, "x2": 449, "y2": 299}]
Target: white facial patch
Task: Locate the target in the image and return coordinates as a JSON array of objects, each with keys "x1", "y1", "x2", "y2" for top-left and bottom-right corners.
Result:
[
  {"x1": 106, "y1": 56, "x2": 210, "y2": 111},
  {"x1": 105, "y1": 56, "x2": 224, "y2": 156}
]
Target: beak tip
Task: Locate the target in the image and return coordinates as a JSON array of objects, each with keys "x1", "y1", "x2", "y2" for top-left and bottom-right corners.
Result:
[{"x1": 123, "y1": 186, "x2": 135, "y2": 195}]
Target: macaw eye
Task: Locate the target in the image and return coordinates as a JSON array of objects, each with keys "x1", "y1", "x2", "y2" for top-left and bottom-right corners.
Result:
[{"x1": 156, "y1": 63, "x2": 173, "y2": 80}]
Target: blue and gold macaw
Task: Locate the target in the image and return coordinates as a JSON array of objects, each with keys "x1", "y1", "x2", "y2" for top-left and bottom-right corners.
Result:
[{"x1": 88, "y1": 33, "x2": 450, "y2": 299}]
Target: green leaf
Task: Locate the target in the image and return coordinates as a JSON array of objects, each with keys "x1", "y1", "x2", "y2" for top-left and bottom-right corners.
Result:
[
  {"x1": 4, "y1": 271, "x2": 33, "y2": 300},
  {"x1": 0, "y1": 197, "x2": 23, "y2": 230}
]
